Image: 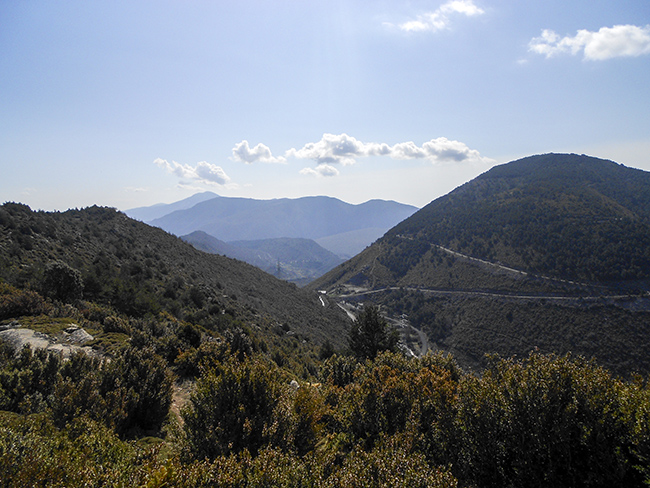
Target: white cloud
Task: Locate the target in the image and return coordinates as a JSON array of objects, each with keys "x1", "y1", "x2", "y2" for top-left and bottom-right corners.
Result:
[
  {"x1": 286, "y1": 133, "x2": 391, "y2": 166},
  {"x1": 299, "y1": 164, "x2": 340, "y2": 178},
  {"x1": 232, "y1": 140, "x2": 286, "y2": 164},
  {"x1": 154, "y1": 158, "x2": 231, "y2": 186},
  {"x1": 398, "y1": 0, "x2": 484, "y2": 33},
  {"x1": 529, "y1": 24, "x2": 650, "y2": 60},
  {"x1": 287, "y1": 133, "x2": 492, "y2": 171}
]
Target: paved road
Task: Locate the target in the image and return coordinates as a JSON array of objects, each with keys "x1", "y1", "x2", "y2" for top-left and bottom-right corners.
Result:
[{"x1": 336, "y1": 285, "x2": 640, "y2": 302}]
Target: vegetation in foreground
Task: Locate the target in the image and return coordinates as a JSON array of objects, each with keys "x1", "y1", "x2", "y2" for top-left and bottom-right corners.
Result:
[
  {"x1": 0, "y1": 196, "x2": 649, "y2": 486},
  {"x1": 1, "y1": 328, "x2": 650, "y2": 486}
]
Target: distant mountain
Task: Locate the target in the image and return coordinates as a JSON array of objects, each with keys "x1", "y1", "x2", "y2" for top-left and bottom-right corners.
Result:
[
  {"x1": 182, "y1": 231, "x2": 343, "y2": 285},
  {"x1": 146, "y1": 195, "x2": 418, "y2": 256},
  {"x1": 314, "y1": 227, "x2": 388, "y2": 259},
  {"x1": 310, "y1": 154, "x2": 650, "y2": 376},
  {"x1": 125, "y1": 191, "x2": 219, "y2": 222}
]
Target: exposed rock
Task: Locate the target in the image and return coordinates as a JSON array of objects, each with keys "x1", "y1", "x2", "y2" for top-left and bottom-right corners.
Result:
[
  {"x1": 0, "y1": 325, "x2": 95, "y2": 358},
  {"x1": 0, "y1": 320, "x2": 20, "y2": 332},
  {"x1": 0, "y1": 328, "x2": 51, "y2": 351},
  {"x1": 65, "y1": 327, "x2": 94, "y2": 344}
]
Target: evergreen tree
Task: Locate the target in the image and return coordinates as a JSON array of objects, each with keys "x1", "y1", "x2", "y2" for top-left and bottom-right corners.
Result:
[{"x1": 348, "y1": 305, "x2": 399, "y2": 360}]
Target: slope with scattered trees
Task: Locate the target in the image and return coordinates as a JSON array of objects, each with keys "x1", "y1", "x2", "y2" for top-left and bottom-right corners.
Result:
[
  {"x1": 0, "y1": 202, "x2": 649, "y2": 485},
  {"x1": 310, "y1": 154, "x2": 650, "y2": 376}
]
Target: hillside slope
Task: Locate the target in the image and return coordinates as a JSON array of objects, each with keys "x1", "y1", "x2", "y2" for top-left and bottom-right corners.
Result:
[
  {"x1": 0, "y1": 203, "x2": 350, "y2": 348},
  {"x1": 309, "y1": 154, "x2": 650, "y2": 376}
]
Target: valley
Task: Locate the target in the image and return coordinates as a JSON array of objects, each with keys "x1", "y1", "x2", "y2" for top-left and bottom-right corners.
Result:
[{"x1": 2, "y1": 153, "x2": 650, "y2": 486}]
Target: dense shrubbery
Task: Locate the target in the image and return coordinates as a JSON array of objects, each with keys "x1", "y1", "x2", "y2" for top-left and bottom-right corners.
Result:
[
  {"x1": 0, "y1": 283, "x2": 50, "y2": 320},
  {"x1": 176, "y1": 350, "x2": 649, "y2": 487},
  {"x1": 182, "y1": 356, "x2": 286, "y2": 459},
  {"x1": 1, "y1": 343, "x2": 650, "y2": 487},
  {"x1": 0, "y1": 344, "x2": 172, "y2": 437}
]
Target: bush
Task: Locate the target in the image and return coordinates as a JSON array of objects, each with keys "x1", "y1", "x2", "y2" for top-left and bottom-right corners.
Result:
[
  {"x1": 454, "y1": 352, "x2": 643, "y2": 487},
  {"x1": 0, "y1": 283, "x2": 50, "y2": 320},
  {"x1": 182, "y1": 357, "x2": 286, "y2": 460},
  {"x1": 42, "y1": 260, "x2": 83, "y2": 302},
  {"x1": 99, "y1": 347, "x2": 173, "y2": 435}
]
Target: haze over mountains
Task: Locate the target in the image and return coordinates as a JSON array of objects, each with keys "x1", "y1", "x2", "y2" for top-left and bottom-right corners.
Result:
[
  {"x1": 125, "y1": 194, "x2": 418, "y2": 283},
  {"x1": 181, "y1": 231, "x2": 344, "y2": 286}
]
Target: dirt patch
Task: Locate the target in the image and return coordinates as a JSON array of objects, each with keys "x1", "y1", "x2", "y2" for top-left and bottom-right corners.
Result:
[{"x1": 170, "y1": 379, "x2": 194, "y2": 425}]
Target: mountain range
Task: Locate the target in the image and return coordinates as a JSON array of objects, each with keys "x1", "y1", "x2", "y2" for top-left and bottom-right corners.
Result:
[
  {"x1": 125, "y1": 194, "x2": 418, "y2": 283},
  {"x1": 3, "y1": 152, "x2": 649, "y2": 376},
  {"x1": 310, "y1": 153, "x2": 650, "y2": 376},
  {"x1": 126, "y1": 195, "x2": 418, "y2": 258},
  {"x1": 3, "y1": 155, "x2": 650, "y2": 487}
]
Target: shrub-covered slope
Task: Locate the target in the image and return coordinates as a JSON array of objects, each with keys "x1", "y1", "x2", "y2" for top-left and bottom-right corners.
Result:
[
  {"x1": 0, "y1": 203, "x2": 350, "y2": 348},
  {"x1": 386, "y1": 153, "x2": 650, "y2": 284},
  {"x1": 310, "y1": 154, "x2": 650, "y2": 376}
]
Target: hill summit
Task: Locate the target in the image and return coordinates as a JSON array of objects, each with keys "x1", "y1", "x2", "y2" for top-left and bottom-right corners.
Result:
[{"x1": 310, "y1": 154, "x2": 650, "y2": 376}]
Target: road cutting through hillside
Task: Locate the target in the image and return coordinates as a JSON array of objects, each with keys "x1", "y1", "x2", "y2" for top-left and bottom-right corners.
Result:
[{"x1": 335, "y1": 285, "x2": 642, "y2": 302}]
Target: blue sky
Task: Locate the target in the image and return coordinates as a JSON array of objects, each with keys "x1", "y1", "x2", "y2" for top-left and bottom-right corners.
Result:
[{"x1": 1, "y1": 0, "x2": 649, "y2": 211}]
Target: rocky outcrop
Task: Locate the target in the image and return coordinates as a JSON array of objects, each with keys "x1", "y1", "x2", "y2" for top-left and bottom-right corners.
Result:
[{"x1": 0, "y1": 322, "x2": 94, "y2": 357}]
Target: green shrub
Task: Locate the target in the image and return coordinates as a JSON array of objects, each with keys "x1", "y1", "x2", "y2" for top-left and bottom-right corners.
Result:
[
  {"x1": 42, "y1": 260, "x2": 84, "y2": 303},
  {"x1": 454, "y1": 352, "x2": 642, "y2": 487},
  {"x1": 0, "y1": 283, "x2": 50, "y2": 320},
  {"x1": 182, "y1": 357, "x2": 287, "y2": 460}
]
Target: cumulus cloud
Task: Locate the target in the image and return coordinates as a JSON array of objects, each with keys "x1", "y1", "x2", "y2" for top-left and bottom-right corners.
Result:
[
  {"x1": 529, "y1": 24, "x2": 650, "y2": 60},
  {"x1": 154, "y1": 158, "x2": 231, "y2": 186},
  {"x1": 232, "y1": 140, "x2": 286, "y2": 164},
  {"x1": 398, "y1": 0, "x2": 484, "y2": 33},
  {"x1": 299, "y1": 164, "x2": 340, "y2": 178},
  {"x1": 288, "y1": 133, "x2": 491, "y2": 173},
  {"x1": 286, "y1": 133, "x2": 391, "y2": 166}
]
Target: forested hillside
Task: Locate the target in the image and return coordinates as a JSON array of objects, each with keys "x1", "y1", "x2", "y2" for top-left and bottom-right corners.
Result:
[
  {"x1": 310, "y1": 154, "x2": 650, "y2": 376},
  {"x1": 2, "y1": 156, "x2": 650, "y2": 486},
  {"x1": 0, "y1": 203, "x2": 350, "y2": 350},
  {"x1": 385, "y1": 153, "x2": 650, "y2": 284}
]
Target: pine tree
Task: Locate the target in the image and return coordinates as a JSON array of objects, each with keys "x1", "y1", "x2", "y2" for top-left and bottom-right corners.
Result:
[{"x1": 348, "y1": 305, "x2": 399, "y2": 360}]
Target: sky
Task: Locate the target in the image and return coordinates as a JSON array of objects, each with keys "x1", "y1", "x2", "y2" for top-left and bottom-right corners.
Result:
[{"x1": 1, "y1": 0, "x2": 649, "y2": 211}]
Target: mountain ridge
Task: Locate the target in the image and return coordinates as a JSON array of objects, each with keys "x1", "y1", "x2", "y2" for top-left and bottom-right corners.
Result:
[
  {"x1": 0, "y1": 203, "x2": 351, "y2": 349},
  {"x1": 144, "y1": 194, "x2": 418, "y2": 244},
  {"x1": 309, "y1": 153, "x2": 650, "y2": 376},
  {"x1": 125, "y1": 191, "x2": 219, "y2": 222}
]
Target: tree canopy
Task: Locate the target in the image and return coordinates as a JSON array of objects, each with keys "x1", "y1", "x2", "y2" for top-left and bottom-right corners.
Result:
[{"x1": 348, "y1": 305, "x2": 399, "y2": 360}]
